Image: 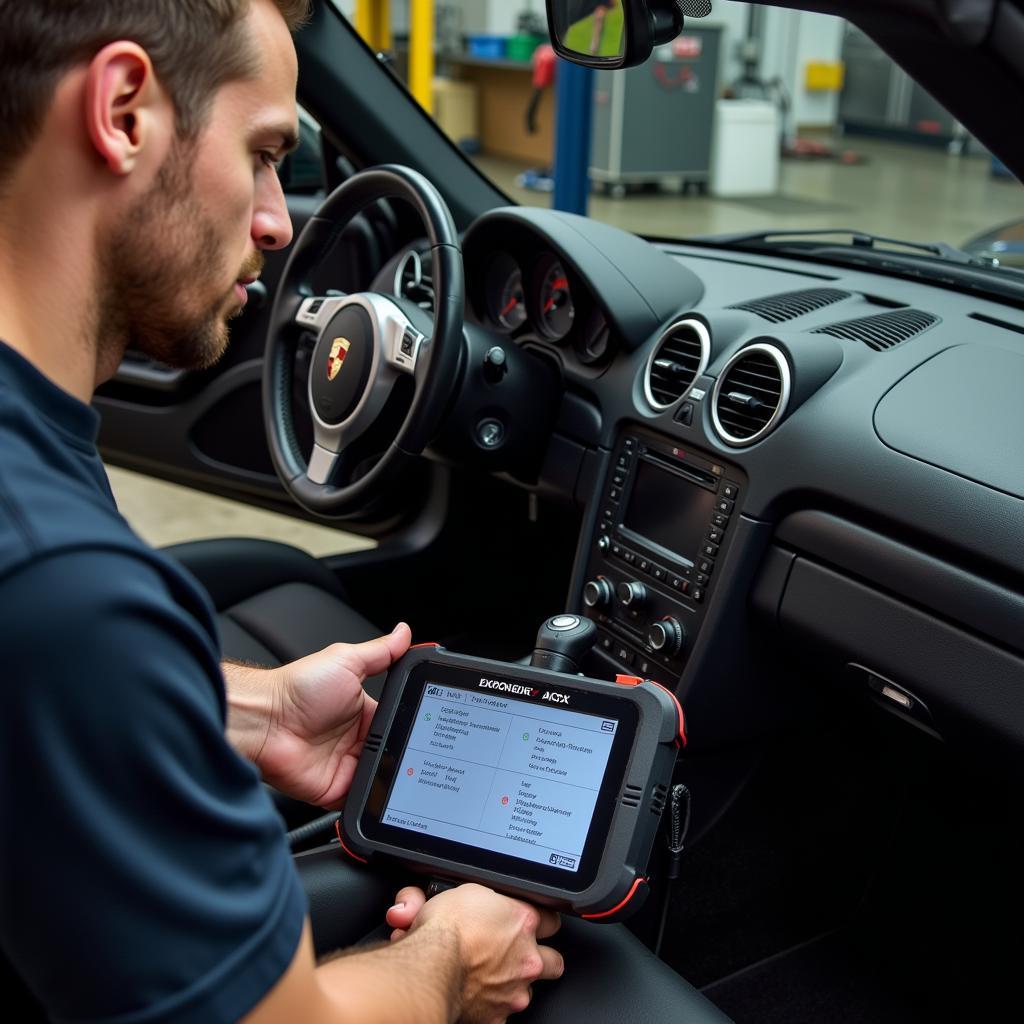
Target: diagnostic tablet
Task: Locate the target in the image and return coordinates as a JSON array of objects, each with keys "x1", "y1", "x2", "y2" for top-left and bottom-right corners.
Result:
[{"x1": 340, "y1": 646, "x2": 685, "y2": 921}]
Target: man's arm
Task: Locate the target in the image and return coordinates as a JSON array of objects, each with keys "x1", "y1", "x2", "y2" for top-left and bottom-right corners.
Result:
[
  {"x1": 222, "y1": 624, "x2": 411, "y2": 807},
  {"x1": 246, "y1": 885, "x2": 564, "y2": 1024}
]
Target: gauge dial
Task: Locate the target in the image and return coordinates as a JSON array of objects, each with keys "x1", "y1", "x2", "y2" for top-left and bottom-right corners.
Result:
[
  {"x1": 485, "y1": 255, "x2": 527, "y2": 332},
  {"x1": 534, "y1": 257, "x2": 575, "y2": 341},
  {"x1": 576, "y1": 308, "x2": 611, "y2": 364}
]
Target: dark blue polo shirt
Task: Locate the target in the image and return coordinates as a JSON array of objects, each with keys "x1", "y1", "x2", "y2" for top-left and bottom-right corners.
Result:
[{"x1": 0, "y1": 342, "x2": 306, "y2": 1022}]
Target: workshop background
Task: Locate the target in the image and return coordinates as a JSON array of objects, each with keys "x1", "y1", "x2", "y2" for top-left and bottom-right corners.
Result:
[{"x1": 110, "y1": 0, "x2": 1022, "y2": 552}]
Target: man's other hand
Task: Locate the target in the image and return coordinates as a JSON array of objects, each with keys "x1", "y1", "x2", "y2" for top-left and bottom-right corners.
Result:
[
  {"x1": 386, "y1": 884, "x2": 564, "y2": 1022},
  {"x1": 226, "y1": 624, "x2": 411, "y2": 807}
]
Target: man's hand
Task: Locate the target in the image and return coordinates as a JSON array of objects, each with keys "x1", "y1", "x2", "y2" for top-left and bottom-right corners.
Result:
[
  {"x1": 225, "y1": 623, "x2": 411, "y2": 808},
  {"x1": 386, "y1": 884, "x2": 564, "y2": 1022}
]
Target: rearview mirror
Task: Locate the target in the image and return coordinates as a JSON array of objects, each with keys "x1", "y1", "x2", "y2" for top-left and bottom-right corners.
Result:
[{"x1": 545, "y1": 1, "x2": 711, "y2": 70}]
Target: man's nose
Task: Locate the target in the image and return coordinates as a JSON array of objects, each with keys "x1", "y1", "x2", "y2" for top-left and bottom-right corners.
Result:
[{"x1": 252, "y1": 175, "x2": 294, "y2": 251}]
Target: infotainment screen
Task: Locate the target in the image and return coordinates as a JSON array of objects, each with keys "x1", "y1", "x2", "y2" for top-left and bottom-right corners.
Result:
[
  {"x1": 622, "y1": 458, "x2": 717, "y2": 563},
  {"x1": 380, "y1": 682, "x2": 619, "y2": 874}
]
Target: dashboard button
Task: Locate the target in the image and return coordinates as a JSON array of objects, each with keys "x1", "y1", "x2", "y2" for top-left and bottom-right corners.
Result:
[
  {"x1": 696, "y1": 572, "x2": 710, "y2": 587},
  {"x1": 712, "y1": 513, "x2": 728, "y2": 529},
  {"x1": 707, "y1": 527, "x2": 724, "y2": 545},
  {"x1": 624, "y1": 437, "x2": 636, "y2": 451},
  {"x1": 722, "y1": 482, "x2": 741, "y2": 501},
  {"x1": 611, "y1": 542, "x2": 623, "y2": 558},
  {"x1": 617, "y1": 453, "x2": 631, "y2": 469},
  {"x1": 638, "y1": 558, "x2": 650, "y2": 573},
  {"x1": 603, "y1": 507, "x2": 614, "y2": 520},
  {"x1": 702, "y1": 542, "x2": 719, "y2": 559},
  {"x1": 715, "y1": 498, "x2": 734, "y2": 516},
  {"x1": 615, "y1": 645, "x2": 635, "y2": 666},
  {"x1": 691, "y1": 587, "x2": 705, "y2": 603},
  {"x1": 674, "y1": 402, "x2": 694, "y2": 426},
  {"x1": 613, "y1": 473, "x2": 625, "y2": 488},
  {"x1": 698, "y1": 558, "x2": 714, "y2": 575},
  {"x1": 609, "y1": 487, "x2": 621, "y2": 501},
  {"x1": 600, "y1": 634, "x2": 615, "y2": 653},
  {"x1": 623, "y1": 550, "x2": 637, "y2": 565},
  {"x1": 652, "y1": 566, "x2": 667, "y2": 582},
  {"x1": 599, "y1": 520, "x2": 611, "y2": 533}
]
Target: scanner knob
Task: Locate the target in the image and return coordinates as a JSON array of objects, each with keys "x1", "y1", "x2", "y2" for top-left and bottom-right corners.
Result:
[
  {"x1": 648, "y1": 617, "x2": 685, "y2": 657},
  {"x1": 583, "y1": 577, "x2": 613, "y2": 609},
  {"x1": 616, "y1": 580, "x2": 647, "y2": 608}
]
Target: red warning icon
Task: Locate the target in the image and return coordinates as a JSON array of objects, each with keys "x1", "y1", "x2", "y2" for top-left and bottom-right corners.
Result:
[
  {"x1": 501, "y1": 795, "x2": 510, "y2": 806},
  {"x1": 407, "y1": 767, "x2": 415, "y2": 776}
]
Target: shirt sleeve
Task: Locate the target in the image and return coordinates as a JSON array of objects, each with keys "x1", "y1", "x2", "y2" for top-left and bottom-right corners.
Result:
[{"x1": 0, "y1": 548, "x2": 307, "y2": 1023}]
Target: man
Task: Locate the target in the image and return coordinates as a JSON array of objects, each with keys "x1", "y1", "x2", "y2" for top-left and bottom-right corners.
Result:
[{"x1": 0, "y1": 1, "x2": 562, "y2": 1021}]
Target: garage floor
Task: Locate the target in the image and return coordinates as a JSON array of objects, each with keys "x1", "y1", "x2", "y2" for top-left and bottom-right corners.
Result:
[
  {"x1": 474, "y1": 135, "x2": 1022, "y2": 246},
  {"x1": 107, "y1": 135, "x2": 1020, "y2": 551}
]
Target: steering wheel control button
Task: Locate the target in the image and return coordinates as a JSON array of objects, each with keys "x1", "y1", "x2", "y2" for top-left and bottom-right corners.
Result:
[
  {"x1": 483, "y1": 346, "x2": 509, "y2": 383},
  {"x1": 583, "y1": 578, "x2": 614, "y2": 609},
  {"x1": 617, "y1": 581, "x2": 647, "y2": 608},
  {"x1": 475, "y1": 419, "x2": 505, "y2": 449},
  {"x1": 311, "y1": 306, "x2": 375, "y2": 425},
  {"x1": 648, "y1": 618, "x2": 685, "y2": 657}
]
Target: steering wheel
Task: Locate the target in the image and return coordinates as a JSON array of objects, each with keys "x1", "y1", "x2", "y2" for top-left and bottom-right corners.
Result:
[{"x1": 263, "y1": 165, "x2": 464, "y2": 518}]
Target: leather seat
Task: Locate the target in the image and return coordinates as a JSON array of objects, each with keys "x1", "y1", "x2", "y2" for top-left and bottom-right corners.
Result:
[{"x1": 163, "y1": 537, "x2": 389, "y2": 696}]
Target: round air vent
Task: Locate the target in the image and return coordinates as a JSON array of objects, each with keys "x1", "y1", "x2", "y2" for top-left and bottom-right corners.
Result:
[
  {"x1": 643, "y1": 319, "x2": 710, "y2": 411},
  {"x1": 712, "y1": 343, "x2": 791, "y2": 446}
]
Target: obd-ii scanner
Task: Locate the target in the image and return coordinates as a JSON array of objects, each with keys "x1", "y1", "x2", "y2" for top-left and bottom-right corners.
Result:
[{"x1": 340, "y1": 616, "x2": 687, "y2": 922}]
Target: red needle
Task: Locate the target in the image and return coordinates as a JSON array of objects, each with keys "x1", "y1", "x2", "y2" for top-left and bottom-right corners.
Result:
[{"x1": 501, "y1": 296, "x2": 519, "y2": 316}]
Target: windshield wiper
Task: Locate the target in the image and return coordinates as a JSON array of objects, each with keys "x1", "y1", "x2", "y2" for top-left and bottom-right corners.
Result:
[{"x1": 704, "y1": 228, "x2": 998, "y2": 269}]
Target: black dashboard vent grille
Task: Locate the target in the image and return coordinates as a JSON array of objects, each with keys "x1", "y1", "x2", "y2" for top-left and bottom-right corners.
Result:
[
  {"x1": 812, "y1": 309, "x2": 938, "y2": 350},
  {"x1": 644, "y1": 319, "x2": 710, "y2": 410},
  {"x1": 712, "y1": 344, "x2": 791, "y2": 447},
  {"x1": 728, "y1": 287, "x2": 850, "y2": 323}
]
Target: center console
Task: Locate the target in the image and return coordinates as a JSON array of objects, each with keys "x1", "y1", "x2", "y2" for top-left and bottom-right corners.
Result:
[{"x1": 582, "y1": 430, "x2": 746, "y2": 680}]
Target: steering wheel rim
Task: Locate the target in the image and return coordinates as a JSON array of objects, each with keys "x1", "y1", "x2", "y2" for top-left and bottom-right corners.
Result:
[{"x1": 263, "y1": 164, "x2": 464, "y2": 518}]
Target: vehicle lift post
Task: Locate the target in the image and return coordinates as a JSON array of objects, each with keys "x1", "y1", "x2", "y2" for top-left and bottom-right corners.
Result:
[
  {"x1": 553, "y1": 59, "x2": 595, "y2": 216},
  {"x1": 355, "y1": 0, "x2": 435, "y2": 115}
]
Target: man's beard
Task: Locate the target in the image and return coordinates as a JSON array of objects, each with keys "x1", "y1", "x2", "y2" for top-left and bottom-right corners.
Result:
[{"x1": 97, "y1": 142, "x2": 261, "y2": 371}]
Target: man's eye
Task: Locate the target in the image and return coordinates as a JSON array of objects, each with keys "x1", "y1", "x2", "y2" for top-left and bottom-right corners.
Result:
[{"x1": 259, "y1": 152, "x2": 281, "y2": 170}]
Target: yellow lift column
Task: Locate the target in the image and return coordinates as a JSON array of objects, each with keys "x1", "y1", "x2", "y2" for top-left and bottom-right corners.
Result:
[{"x1": 353, "y1": 0, "x2": 434, "y2": 116}]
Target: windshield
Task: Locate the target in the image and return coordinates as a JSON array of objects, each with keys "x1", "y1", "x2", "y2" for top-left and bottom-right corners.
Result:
[{"x1": 333, "y1": 2, "x2": 1023, "y2": 266}]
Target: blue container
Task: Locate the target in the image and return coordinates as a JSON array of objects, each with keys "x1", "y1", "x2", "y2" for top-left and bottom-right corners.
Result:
[{"x1": 467, "y1": 34, "x2": 507, "y2": 59}]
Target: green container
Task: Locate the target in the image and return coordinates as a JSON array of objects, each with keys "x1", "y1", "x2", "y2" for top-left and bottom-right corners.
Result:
[{"x1": 506, "y1": 34, "x2": 545, "y2": 63}]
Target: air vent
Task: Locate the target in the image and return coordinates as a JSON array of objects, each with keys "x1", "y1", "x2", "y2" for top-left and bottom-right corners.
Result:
[
  {"x1": 643, "y1": 318, "x2": 710, "y2": 410},
  {"x1": 650, "y1": 783, "x2": 668, "y2": 818},
  {"x1": 622, "y1": 784, "x2": 644, "y2": 808},
  {"x1": 712, "y1": 343, "x2": 791, "y2": 447},
  {"x1": 729, "y1": 287, "x2": 850, "y2": 324},
  {"x1": 811, "y1": 309, "x2": 938, "y2": 350}
]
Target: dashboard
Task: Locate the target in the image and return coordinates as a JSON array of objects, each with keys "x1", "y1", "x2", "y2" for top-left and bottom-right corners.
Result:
[{"x1": 379, "y1": 206, "x2": 1024, "y2": 764}]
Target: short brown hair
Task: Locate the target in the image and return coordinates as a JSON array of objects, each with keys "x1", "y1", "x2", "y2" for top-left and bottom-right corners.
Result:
[{"x1": 0, "y1": 0, "x2": 311, "y2": 183}]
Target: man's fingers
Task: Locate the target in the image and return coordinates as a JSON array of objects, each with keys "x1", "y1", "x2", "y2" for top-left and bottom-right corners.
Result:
[
  {"x1": 536, "y1": 944, "x2": 565, "y2": 980},
  {"x1": 389, "y1": 928, "x2": 407, "y2": 942},
  {"x1": 386, "y1": 885, "x2": 427, "y2": 931},
  {"x1": 535, "y1": 908, "x2": 561, "y2": 940},
  {"x1": 342, "y1": 623, "x2": 412, "y2": 679}
]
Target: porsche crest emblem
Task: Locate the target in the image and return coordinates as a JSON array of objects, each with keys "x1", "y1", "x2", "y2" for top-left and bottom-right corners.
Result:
[{"x1": 327, "y1": 337, "x2": 351, "y2": 381}]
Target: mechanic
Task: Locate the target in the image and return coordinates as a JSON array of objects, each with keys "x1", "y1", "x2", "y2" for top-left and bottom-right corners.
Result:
[{"x1": 0, "y1": 1, "x2": 563, "y2": 1021}]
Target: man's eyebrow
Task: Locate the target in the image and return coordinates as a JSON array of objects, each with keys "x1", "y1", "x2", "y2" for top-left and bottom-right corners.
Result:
[{"x1": 255, "y1": 124, "x2": 301, "y2": 155}]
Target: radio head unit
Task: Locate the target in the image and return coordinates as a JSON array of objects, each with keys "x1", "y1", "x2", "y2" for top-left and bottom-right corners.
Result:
[{"x1": 341, "y1": 646, "x2": 685, "y2": 921}]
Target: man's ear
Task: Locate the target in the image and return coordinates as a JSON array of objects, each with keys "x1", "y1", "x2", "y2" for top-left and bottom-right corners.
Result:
[{"x1": 84, "y1": 42, "x2": 170, "y2": 176}]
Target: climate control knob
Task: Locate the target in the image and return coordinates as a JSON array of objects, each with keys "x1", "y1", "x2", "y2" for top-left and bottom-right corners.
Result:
[
  {"x1": 583, "y1": 577, "x2": 613, "y2": 609},
  {"x1": 648, "y1": 618, "x2": 685, "y2": 657},
  {"x1": 616, "y1": 580, "x2": 647, "y2": 609}
]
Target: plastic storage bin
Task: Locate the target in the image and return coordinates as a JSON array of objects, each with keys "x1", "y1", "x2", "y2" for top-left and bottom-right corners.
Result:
[
  {"x1": 467, "y1": 35, "x2": 507, "y2": 59},
  {"x1": 710, "y1": 100, "x2": 780, "y2": 197}
]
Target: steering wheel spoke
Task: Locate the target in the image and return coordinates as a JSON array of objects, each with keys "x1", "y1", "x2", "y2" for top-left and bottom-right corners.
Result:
[
  {"x1": 295, "y1": 295, "x2": 347, "y2": 332},
  {"x1": 306, "y1": 443, "x2": 342, "y2": 486}
]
